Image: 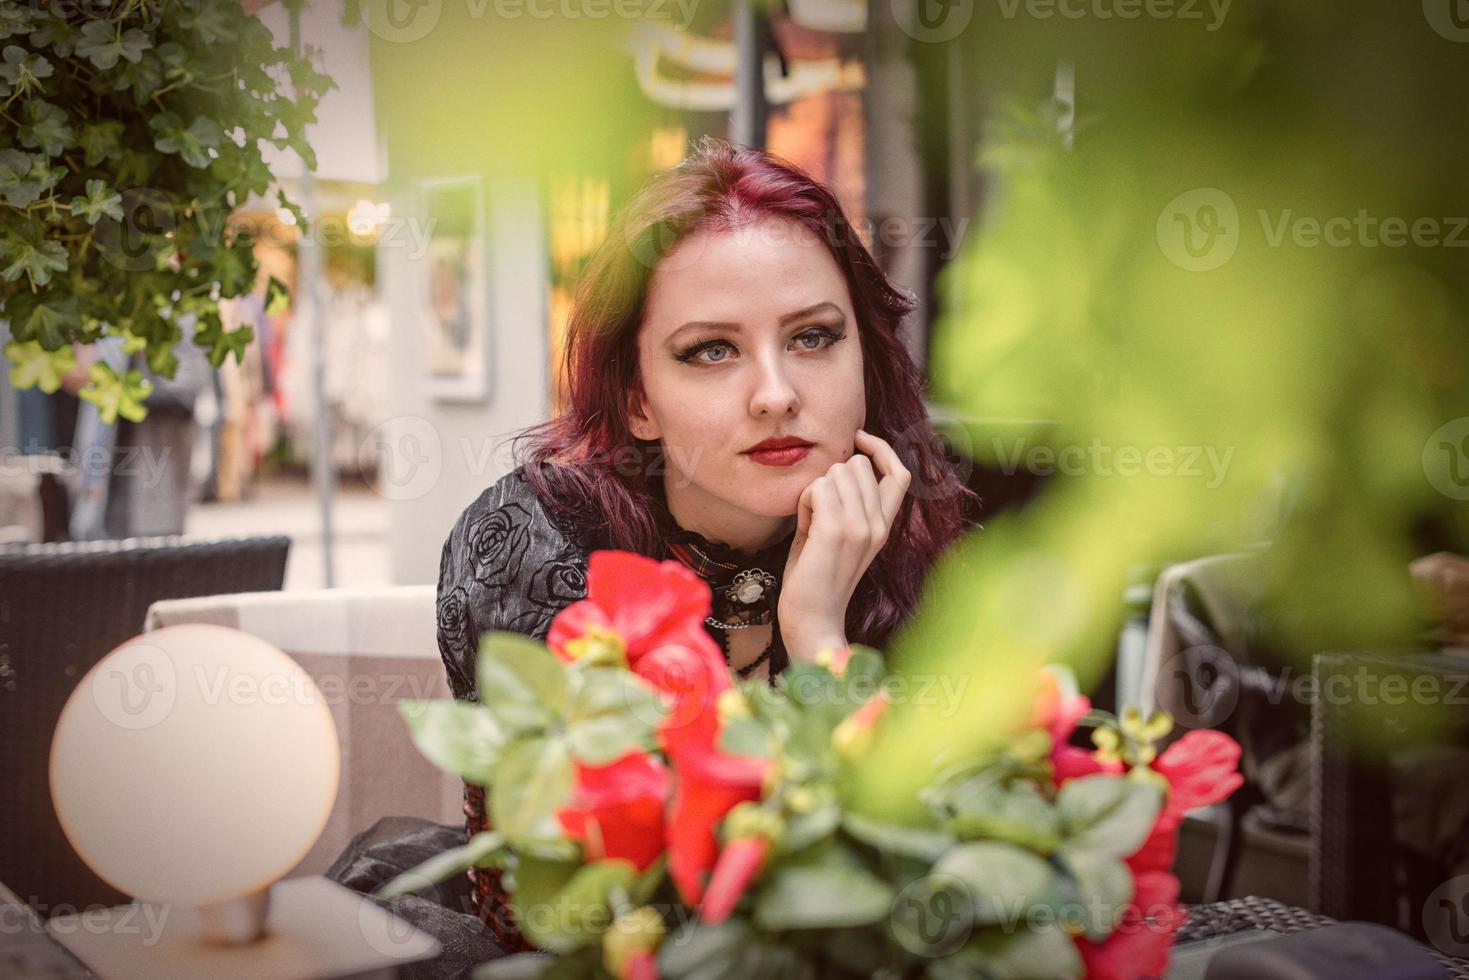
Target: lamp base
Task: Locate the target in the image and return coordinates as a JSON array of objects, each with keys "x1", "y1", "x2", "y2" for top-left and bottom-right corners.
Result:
[
  {"x1": 199, "y1": 886, "x2": 271, "y2": 945},
  {"x1": 46, "y1": 876, "x2": 440, "y2": 980}
]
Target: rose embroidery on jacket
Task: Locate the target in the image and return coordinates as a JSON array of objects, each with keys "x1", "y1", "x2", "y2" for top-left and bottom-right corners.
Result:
[
  {"x1": 435, "y1": 586, "x2": 477, "y2": 699},
  {"x1": 529, "y1": 545, "x2": 589, "y2": 608},
  {"x1": 467, "y1": 502, "x2": 532, "y2": 587}
]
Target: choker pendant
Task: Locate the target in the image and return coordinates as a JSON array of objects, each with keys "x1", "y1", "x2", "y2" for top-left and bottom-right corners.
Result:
[{"x1": 727, "y1": 568, "x2": 776, "y2": 606}]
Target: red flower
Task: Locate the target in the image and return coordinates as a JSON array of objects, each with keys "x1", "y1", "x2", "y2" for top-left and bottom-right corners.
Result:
[
  {"x1": 548, "y1": 551, "x2": 715, "y2": 667},
  {"x1": 665, "y1": 740, "x2": 768, "y2": 906},
  {"x1": 639, "y1": 642, "x2": 734, "y2": 759},
  {"x1": 700, "y1": 835, "x2": 771, "y2": 925},
  {"x1": 832, "y1": 688, "x2": 891, "y2": 760},
  {"x1": 1128, "y1": 730, "x2": 1243, "y2": 874},
  {"x1": 1152, "y1": 729, "x2": 1244, "y2": 813},
  {"x1": 556, "y1": 751, "x2": 670, "y2": 872},
  {"x1": 620, "y1": 949, "x2": 658, "y2": 980},
  {"x1": 549, "y1": 551, "x2": 732, "y2": 753},
  {"x1": 1031, "y1": 671, "x2": 1091, "y2": 746},
  {"x1": 1035, "y1": 681, "x2": 1119, "y2": 786},
  {"x1": 1052, "y1": 744, "x2": 1124, "y2": 784},
  {"x1": 1078, "y1": 870, "x2": 1182, "y2": 980}
]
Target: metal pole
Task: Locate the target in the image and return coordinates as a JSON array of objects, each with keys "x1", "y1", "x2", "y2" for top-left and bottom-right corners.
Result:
[
  {"x1": 730, "y1": 0, "x2": 767, "y2": 149},
  {"x1": 290, "y1": 5, "x2": 335, "y2": 588}
]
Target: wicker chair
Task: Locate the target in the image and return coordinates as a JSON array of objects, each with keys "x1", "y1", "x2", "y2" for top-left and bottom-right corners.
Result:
[
  {"x1": 0, "y1": 535, "x2": 290, "y2": 917},
  {"x1": 1311, "y1": 651, "x2": 1469, "y2": 936}
]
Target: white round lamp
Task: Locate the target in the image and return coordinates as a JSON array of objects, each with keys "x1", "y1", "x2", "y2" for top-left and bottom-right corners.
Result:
[{"x1": 50, "y1": 624, "x2": 340, "y2": 943}]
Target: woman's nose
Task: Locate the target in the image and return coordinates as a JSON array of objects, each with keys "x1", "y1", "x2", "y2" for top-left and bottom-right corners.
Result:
[{"x1": 748, "y1": 355, "x2": 800, "y2": 418}]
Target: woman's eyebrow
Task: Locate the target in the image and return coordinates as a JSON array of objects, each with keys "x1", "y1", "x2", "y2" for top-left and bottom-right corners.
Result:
[{"x1": 666, "y1": 301, "x2": 844, "y2": 344}]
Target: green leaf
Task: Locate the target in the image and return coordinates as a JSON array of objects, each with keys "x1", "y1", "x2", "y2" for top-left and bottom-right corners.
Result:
[
  {"x1": 540, "y1": 859, "x2": 637, "y2": 953},
  {"x1": 69, "y1": 179, "x2": 124, "y2": 226},
  {"x1": 509, "y1": 856, "x2": 653, "y2": 957},
  {"x1": 0, "y1": 148, "x2": 42, "y2": 208},
  {"x1": 113, "y1": 51, "x2": 164, "y2": 102},
  {"x1": 778, "y1": 800, "x2": 842, "y2": 854},
  {"x1": 149, "y1": 112, "x2": 222, "y2": 169},
  {"x1": 844, "y1": 645, "x2": 887, "y2": 686},
  {"x1": 4, "y1": 339, "x2": 73, "y2": 394},
  {"x1": 1058, "y1": 849, "x2": 1132, "y2": 941},
  {"x1": 75, "y1": 20, "x2": 151, "y2": 70},
  {"x1": 374, "y1": 830, "x2": 504, "y2": 900},
  {"x1": 491, "y1": 734, "x2": 574, "y2": 844},
  {"x1": 179, "y1": 3, "x2": 241, "y2": 45},
  {"x1": 400, "y1": 699, "x2": 506, "y2": 786},
  {"x1": 565, "y1": 667, "x2": 663, "y2": 765},
  {"x1": 842, "y1": 810, "x2": 955, "y2": 861},
  {"x1": 17, "y1": 100, "x2": 74, "y2": 158},
  {"x1": 264, "y1": 275, "x2": 290, "y2": 315},
  {"x1": 658, "y1": 918, "x2": 807, "y2": 980},
  {"x1": 751, "y1": 840, "x2": 896, "y2": 931},
  {"x1": 1055, "y1": 775, "x2": 1162, "y2": 860},
  {"x1": 1, "y1": 291, "x2": 78, "y2": 349},
  {"x1": 276, "y1": 189, "x2": 307, "y2": 232},
  {"x1": 933, "y1": 840, "x2": 1067, "y2": 929},
  {"x1": 78, "y1": 121, "x2": 124, "y2": 168},
  {"x1": 508, "y1": 852, "x2": 581, "y2": 947},
  {"x1": 0, "y1": 225, "x2": 68, "y2": 288},
  {"x1": 477, "y1": 631, "x2": 569, "y2": 734},
  {"x1": 28, "y1": 15, "x2": 78, "y2": 58},
  {"x1": 78, "y1": 361, "x2": 153, "y2": 425},
  {"x1": 945, "y1": 776, "x2": 1062, "y2": 853},
  {"x1": 0, "y1": 45, "x2": 53, "y2": 94},
  {"x1": 929, "y1": 925, "x2": 1085, "y2": 980}
]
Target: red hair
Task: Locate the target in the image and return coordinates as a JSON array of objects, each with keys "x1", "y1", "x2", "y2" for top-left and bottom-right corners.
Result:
[{"x1": 516, "y1": 136, "x2": 974, "y2": 650}]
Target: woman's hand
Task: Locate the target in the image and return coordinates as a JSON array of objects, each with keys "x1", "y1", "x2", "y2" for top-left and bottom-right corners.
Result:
[{"x1": 779, "y1": 429, "x2": 911, "y2": 663}]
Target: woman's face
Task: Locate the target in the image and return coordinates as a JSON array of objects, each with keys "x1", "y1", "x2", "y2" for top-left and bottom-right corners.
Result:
[{"x1": 629, "y1": 215, "x2": 867, "y2": 549}]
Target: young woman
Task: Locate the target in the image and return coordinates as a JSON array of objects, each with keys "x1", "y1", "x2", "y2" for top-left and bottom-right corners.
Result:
[{"x1": 431, "y1": 136, "x2": 975, "y2": 952}]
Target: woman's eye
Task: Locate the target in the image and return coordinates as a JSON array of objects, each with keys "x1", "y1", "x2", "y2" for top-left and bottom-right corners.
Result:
[
  {"x1": 678, "y1": 341, "x2": 734, "y2": 364},
  {"x1": 792, "y1": 327, "x2": 842, "y2": 351}
]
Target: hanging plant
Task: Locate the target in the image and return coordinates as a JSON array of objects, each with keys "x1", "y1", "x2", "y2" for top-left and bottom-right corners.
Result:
[{"x1": 0, "y1": 0, "x2": 331, "y2": 422}]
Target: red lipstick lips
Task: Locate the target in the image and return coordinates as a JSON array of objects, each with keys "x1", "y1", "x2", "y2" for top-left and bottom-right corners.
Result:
[{"x1": 742, "y1": 436, "x2": 814, "y2": 467}]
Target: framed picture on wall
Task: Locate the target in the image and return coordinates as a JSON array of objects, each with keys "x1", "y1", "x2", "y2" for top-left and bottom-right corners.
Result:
[{"x1": 418, "y1": 175, "x2": 489, "y2": 402}]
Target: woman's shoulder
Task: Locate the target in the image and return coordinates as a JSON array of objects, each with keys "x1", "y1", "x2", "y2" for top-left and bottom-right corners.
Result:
[
  {"x1": 445, "y1": 466, "x2": 588, "y2": 595},
  {"x1": 437, "y1": 467, "x2": 590, "y2": 671}
]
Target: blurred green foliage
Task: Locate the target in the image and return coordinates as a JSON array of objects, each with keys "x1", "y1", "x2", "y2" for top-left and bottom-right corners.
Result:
[{"x1": 858, "y1": 0, "x2": 1469, "y2": 814}]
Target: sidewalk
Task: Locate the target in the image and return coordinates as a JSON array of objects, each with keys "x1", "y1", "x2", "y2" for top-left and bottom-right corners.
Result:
[{"x1": 186, "y1": 475, "x2": 391, "y2": 590}]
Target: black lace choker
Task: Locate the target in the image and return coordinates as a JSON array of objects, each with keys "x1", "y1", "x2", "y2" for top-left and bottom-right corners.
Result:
[{"x1": 648, "y1": 483, "x2": 795, "y2": 680}]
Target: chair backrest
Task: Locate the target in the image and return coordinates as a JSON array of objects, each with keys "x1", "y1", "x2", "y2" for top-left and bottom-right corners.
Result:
[
  {"x1": 143, "y1": 586, "x2": 461, "y2": 882},
  {"x1": 0, "y1": 535, "x2": 289, "y2": 917},
  {"x1": 1311, "y1": 650, "x2": 1469, "y2": 937}
]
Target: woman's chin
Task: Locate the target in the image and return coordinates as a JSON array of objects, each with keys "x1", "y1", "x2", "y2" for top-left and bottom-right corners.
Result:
[{"x1": 739, "y1": 486, "x2": 803, "y2": 520}]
